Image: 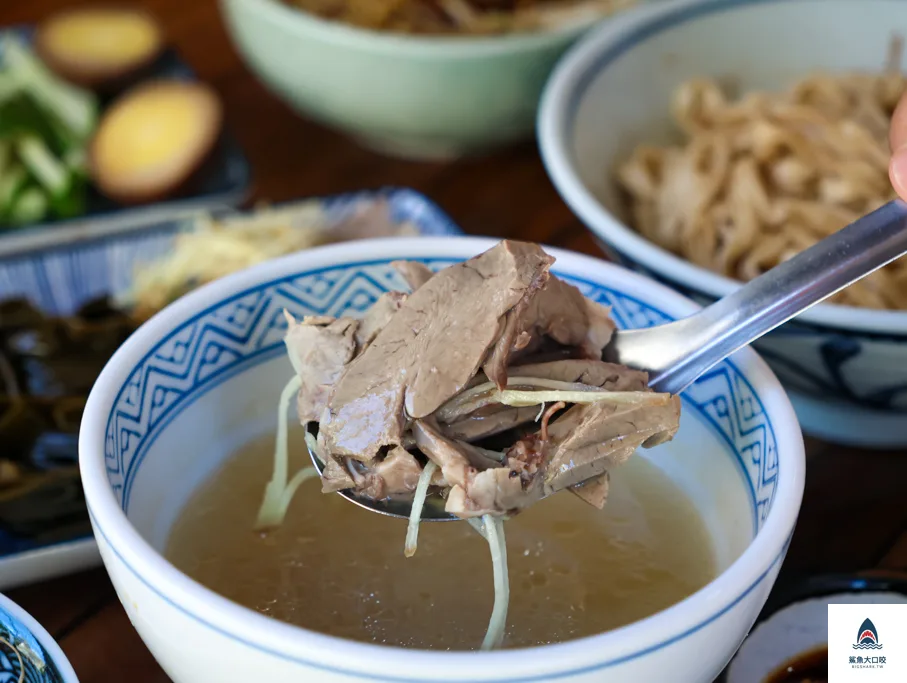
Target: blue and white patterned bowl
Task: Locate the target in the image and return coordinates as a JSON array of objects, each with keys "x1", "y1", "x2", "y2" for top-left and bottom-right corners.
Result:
[
  {"x1": 0, "y1": 593, "x2": 78, "y2": 682},
  {"x1": 538, "y1": 0, "x2": 907, "y2": 447},
  {"x1": 79, "y1": 236, "x2": 804, "y2": 683},
  {"x1": 0, "y1": 186, "x2": 461, "y2": 592}
]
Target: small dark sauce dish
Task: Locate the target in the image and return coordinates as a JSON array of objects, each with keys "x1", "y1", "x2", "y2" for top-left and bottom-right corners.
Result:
[
  {"x1": 722, "y1": 572, "x2": 907, "y2": 683},
  {"x1": 765, "y1": 646, "x2": 827, "y2": 683}
]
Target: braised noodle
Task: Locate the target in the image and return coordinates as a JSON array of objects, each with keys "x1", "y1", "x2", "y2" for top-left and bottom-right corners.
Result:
[
  {"x1": 280, "y1": 0, "x2": 635, "y2": 35},
  {"x1": 616, "y1": 64, "x2": 907, "y2": 310}
]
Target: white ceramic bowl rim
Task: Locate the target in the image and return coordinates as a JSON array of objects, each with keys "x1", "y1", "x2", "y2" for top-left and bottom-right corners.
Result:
[
  {"x1": 538, "y1": 0, "x2": 907, "y2": 336},
  {"x1": 0, "y1": 592, "x2": 79, "y2": 682},
  {"x1": 235, "y1": 0, "x2": 594, "y2": 56},
  {"x1": 80, "y1": 236, "x2": 805, "y2": 681}
]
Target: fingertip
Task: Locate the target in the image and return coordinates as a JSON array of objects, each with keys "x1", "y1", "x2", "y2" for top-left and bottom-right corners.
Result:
[{"x1": 890, "y1": 146, "x2": 907, "y2": 199}]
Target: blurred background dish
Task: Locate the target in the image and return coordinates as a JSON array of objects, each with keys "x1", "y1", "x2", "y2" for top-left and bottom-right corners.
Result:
[
  {"x1": 538, "y1": 0, "x2": 907, "y2": 448},
  {"x1": 219, "y1": 0, "x2": 645, "y2": 160},
  {"x1": 0, "y1": 19, "x2": 250, "y2": 248},
  {"x1": 277, "y1": 0, "x2": 638, "y2": 35},
  {"x1": 0, "y1": 187, "x2": 461, "y2": 591}
]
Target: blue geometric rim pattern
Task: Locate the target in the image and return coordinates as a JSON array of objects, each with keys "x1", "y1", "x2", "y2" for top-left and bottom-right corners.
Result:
[
  {"x1": 104, "y1": 258, "x2": 779, "y2": 534},
  {"x1": 0, "y1": 605, "x2": 65, "y2": 683}
]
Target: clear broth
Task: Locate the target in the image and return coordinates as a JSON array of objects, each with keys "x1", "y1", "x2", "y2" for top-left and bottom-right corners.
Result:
[{"x1": 166, "y1": 429, "x2": 716, "y2": 650}]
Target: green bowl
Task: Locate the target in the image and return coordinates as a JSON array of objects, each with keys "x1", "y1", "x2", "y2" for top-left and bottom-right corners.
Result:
[{"x1": 219, "y1": 0, "x2": 618, "y2": 159}]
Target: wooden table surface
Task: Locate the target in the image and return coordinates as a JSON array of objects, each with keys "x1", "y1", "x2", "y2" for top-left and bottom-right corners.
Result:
[{"x1": 5, "y1": 0, "x2": 907, "y2": 681}]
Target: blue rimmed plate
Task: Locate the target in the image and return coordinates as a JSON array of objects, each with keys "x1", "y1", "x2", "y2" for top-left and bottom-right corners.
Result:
[
  {"x1": 0, "y1": 187, "x2": 461, "y2": 590},
  {"x1": 0, "y1": 592, "x2": 78, "y2": 682}
]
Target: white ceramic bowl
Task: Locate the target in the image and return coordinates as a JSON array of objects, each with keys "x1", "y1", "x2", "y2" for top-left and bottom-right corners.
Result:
[
  {"x1": 0, "y1": 592, "x2": 79, "y2": 682},
  {"x1": 538, "y1": 0, "x2": 907, "y2": 447},
  {"x1": 218, "y1": 0, "x2": 639, "y2": 160},
  {"x1": 80, "y1": 236, "x2": 804, "y2": 683}
]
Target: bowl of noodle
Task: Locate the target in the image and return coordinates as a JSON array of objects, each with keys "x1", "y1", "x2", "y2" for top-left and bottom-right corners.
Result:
[
  {"x1": 218, "y1": 0, "x2": 640, "y2": 159},
  {"x1": 538, "y1": 0, "x2": 907, "y2": 448}
]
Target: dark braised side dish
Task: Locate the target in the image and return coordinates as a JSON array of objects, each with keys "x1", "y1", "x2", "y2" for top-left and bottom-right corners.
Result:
[{"x1": 0, "y1": 297, "x2": 136, "y2": 545}]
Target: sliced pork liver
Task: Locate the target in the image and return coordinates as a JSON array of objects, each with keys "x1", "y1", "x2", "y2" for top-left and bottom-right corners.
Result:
[
  {"x1": 283, "y1": 239, "x2": 682, "y2": 518},
  {"x1": 321, "y1": 455, "x2": 355, "y2": 493},
  {"x1": 441, "y1": 405, "x2": 541, "y2": 442},
  {"x1": 355, "y1": 291, "x2": 407, "y2": 351},
  {"x1": 321, "y1": 241, "x2": 553, "y2": 461},
  {"x1": 347, "y1": 447, "x2": 424, "y2": 500},
  {"x1": 284, "y1": 314, "x2": 358, "y2": 425},
  {"x1": 392, "y1": 260, "x2": 435, "y2": 292},
  {"x1": 570, "y1": 472, "x2": 610, "y2": 509},
  {"x1": 482, "y1": 276, "x2": 616, "y2": 389},
  {"x1": 443, "y1": 394, "x2": 679, "y2": 516},
  {"x1": 541, "y1": 395, "x2": 681, "y2": 492},
  {"x1": 412, "y1": 419, "x2": 528, "y2": 518},
  {"x1": 511, "y1": 359, "x2": 649, "y2": 392}
]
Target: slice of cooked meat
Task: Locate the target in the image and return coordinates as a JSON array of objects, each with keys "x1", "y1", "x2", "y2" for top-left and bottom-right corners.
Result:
[
  {"x1": 284, "y1": 314, "x2": 358, "y2": 424},
  {"x1": 372, "y1": 447, "x2": 423, "y2": 495},
  {"x1": 355, "y1": 291, "x2": 407, "y2": 351},
  {"x1": 541, "y1": 396, "x2": 681, "y2": 492},
  {"x1": 392, "y1": 260, "x2": 435, "y2": 292},
  {"x1": 411, "y1": 419, "x2": 474, "y2": 489},
  {"x1": 581, "y1": 296, "x2": 617, "y2": 360},
  {"x1": 511, "y1": 359, "x2": 649, "y2": 392},
  {"x1": 347, "y1": 447, "x2": 424, "y2": 500},
  {"x1": 440, "y1": 405, "x2": 540, "y2": 442},
  {"x1": 280, "y1": 239, "x2": 683, "y2": 524},
  {"x1": 413, "y1": 419, "x2": 522, "y2": 518},
  {"x1": 446, "y1": 466, "x2": 529, "y2": 518},
  {"x1": 321, "y1": 455, "x2": 355, "y2": 493},
  {"x1": 570, "y1": 472, "x2": 610, "y2": 509},
  {"x1": 321, "y1": 241, "x2": 553, "y2": 461},
  {"x1": 445, "y1": 394, "x2": 679, "y2": 516},
  {"x1": 481, "y1": 276, "x2": 617, "y2": 389},
  {"x1": 525, "y1": 276, "x2": 596, "y2": 349},
  {"x1": 481, "y1": 297, "x2": 535, "y2": 390}
]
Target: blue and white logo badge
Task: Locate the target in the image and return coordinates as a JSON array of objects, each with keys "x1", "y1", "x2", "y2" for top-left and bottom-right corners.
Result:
[{"x1": 854, "y1": 618, "x2": 883, "y2": 650}]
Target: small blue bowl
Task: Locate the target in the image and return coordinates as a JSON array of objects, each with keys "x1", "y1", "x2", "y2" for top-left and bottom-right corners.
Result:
[{"x1": 0, "y1": 592, "x2": 78, "y2": 682}]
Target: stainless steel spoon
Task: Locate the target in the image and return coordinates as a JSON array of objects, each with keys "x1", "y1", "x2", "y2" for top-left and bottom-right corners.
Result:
[{"x1": 309, "y1": 199, "x2": 907, "y2": 520}]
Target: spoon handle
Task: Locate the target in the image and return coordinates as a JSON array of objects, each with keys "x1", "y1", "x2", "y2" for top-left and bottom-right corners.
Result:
[{"x1": 639, "y1": 199, "x2": 907, "y2": 395}]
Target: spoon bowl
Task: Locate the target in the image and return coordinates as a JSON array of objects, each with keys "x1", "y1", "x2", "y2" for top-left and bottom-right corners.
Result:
[{"x1": 307, "y1": 450, "x2": 455, "y2": 521}]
